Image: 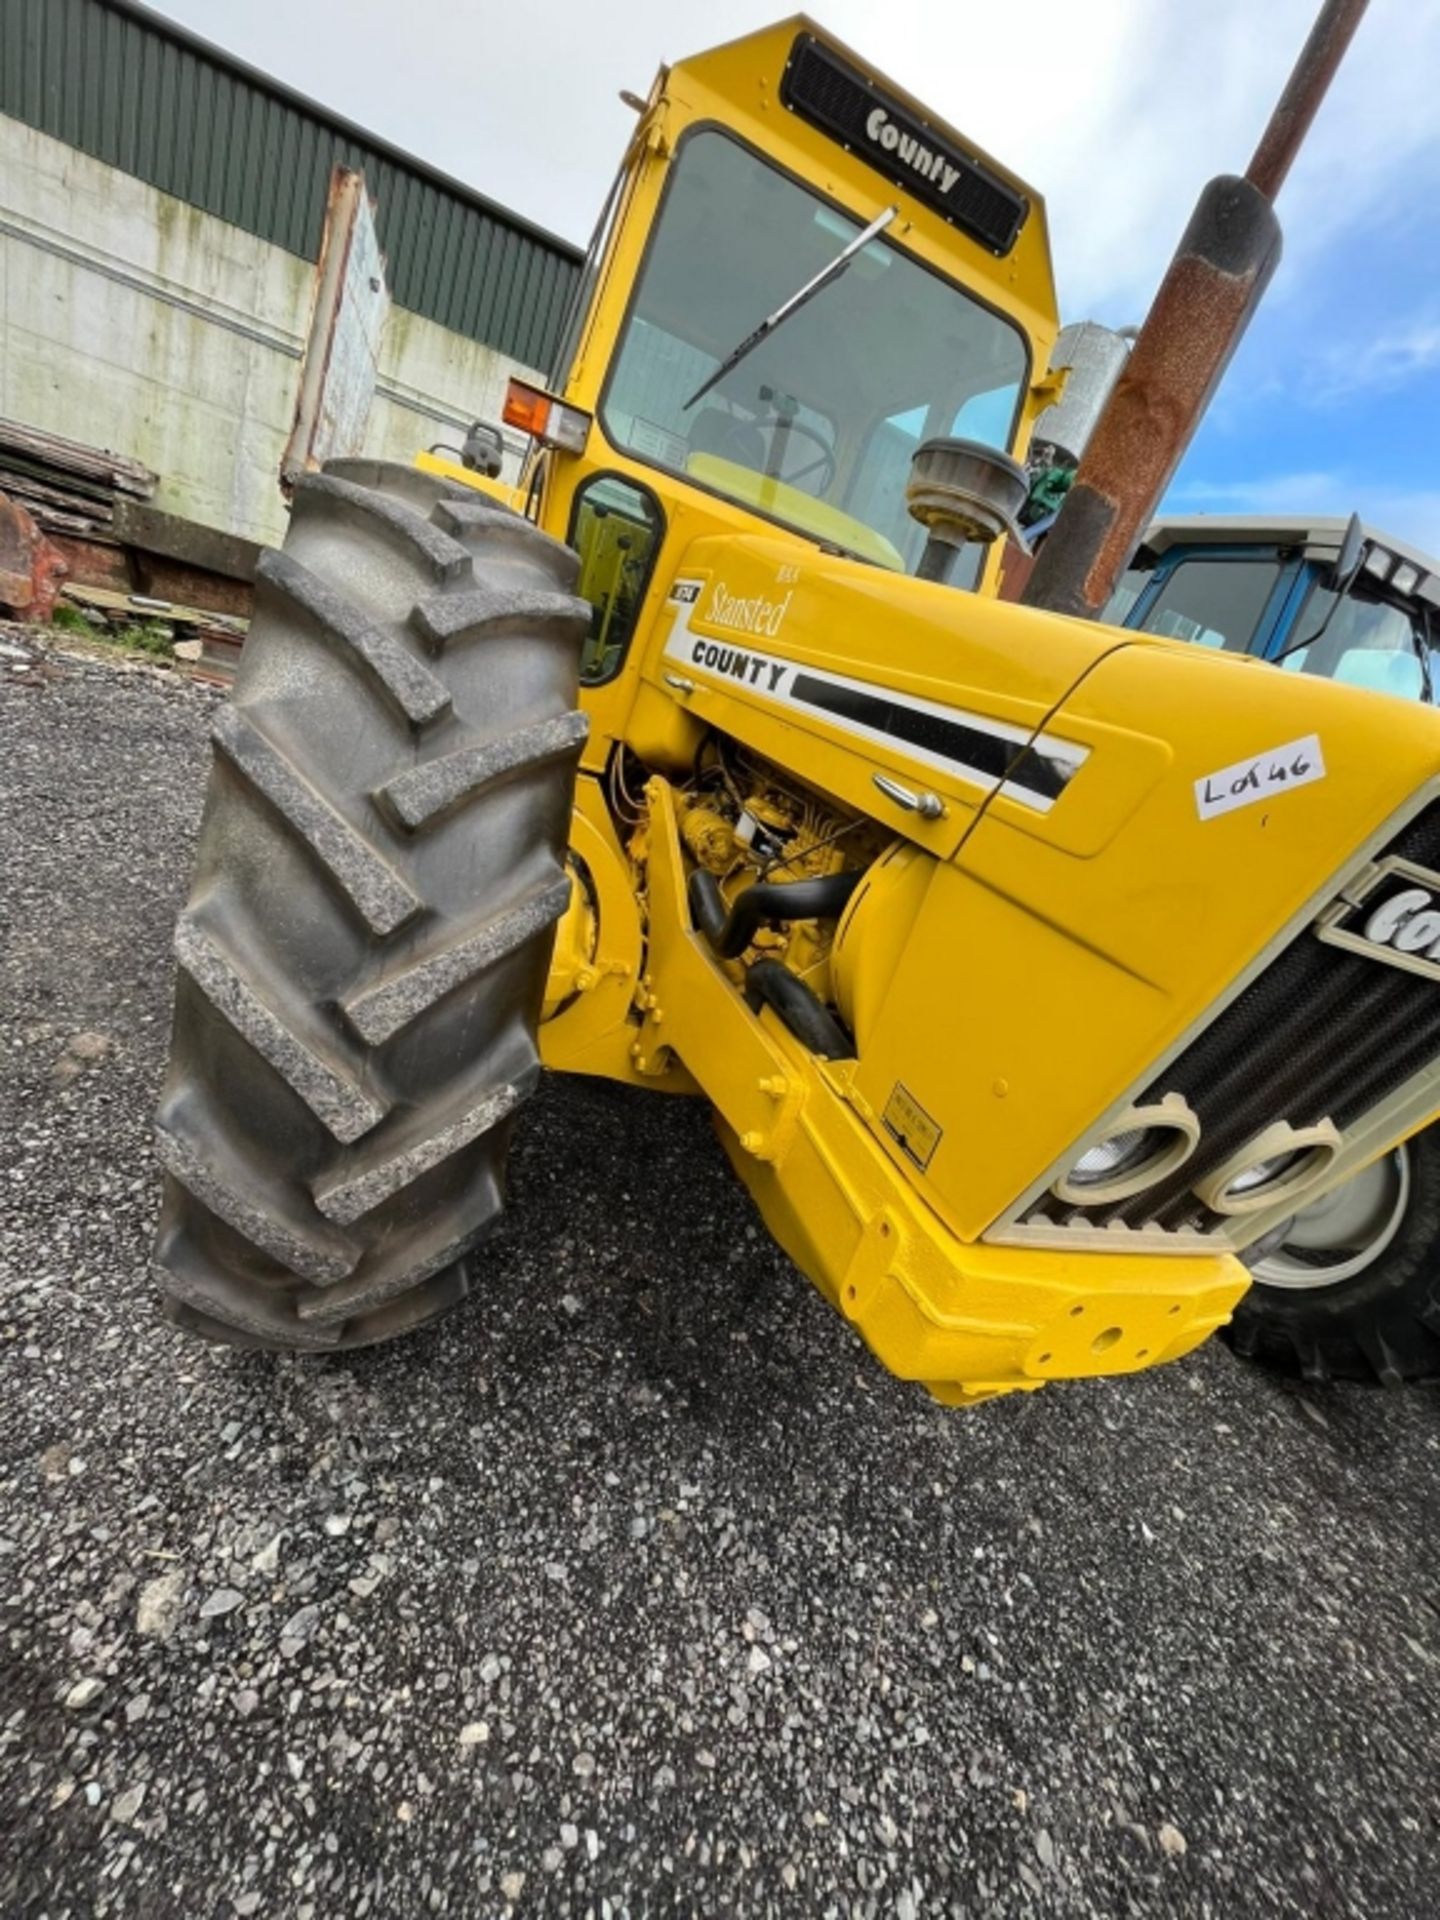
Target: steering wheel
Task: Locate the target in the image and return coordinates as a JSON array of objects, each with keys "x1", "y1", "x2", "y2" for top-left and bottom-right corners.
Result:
[{"x1": 755, "y1": 406, "x2": 838, "y2": 495}]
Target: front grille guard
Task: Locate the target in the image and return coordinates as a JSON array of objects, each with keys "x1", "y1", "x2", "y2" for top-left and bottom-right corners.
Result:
[{"x1": 988, "y1": 787, "x2": 1440, "y2": 1255}]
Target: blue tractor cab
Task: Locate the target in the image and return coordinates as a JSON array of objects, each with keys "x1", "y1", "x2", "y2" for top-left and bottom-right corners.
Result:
[{"x1": 1105, "y1": 514, "x2": 1440, "y2": 704}]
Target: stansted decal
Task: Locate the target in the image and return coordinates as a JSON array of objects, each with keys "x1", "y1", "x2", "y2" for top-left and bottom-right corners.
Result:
[{"x1": 660, "y1": 582, "x2": 1087, "y2": 812}]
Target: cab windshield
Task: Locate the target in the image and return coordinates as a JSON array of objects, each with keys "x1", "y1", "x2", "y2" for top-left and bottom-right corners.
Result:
[
  {"x1": 601, "y1": 130, "x2": 1029, "y2": 577},
  {"x1": 1282, "y1": 580, "x2": 1437, "y2": 703}
]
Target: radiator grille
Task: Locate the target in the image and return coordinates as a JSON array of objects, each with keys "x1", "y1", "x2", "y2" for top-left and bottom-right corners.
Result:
[{"x1": 1017, "y1": 797, "x2": 1440, "y2": 1243}]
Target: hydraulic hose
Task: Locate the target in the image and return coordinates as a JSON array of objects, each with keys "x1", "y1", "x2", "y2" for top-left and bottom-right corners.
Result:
[
  {"x1": 687, "y1": 867, "x2": 864, "y2": 961},
  {"x1": 744, "y1": 960, "x2": 855, "y2": 1061},
  {"x1": 686, "y1": 867, "x2": 860, "y2": 1060}
]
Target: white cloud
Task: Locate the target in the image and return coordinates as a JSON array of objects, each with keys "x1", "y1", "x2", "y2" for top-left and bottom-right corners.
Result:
[
  {"x1": 1309, "y1": 314, "x2": 1440, "y2": 401},
  {"x1": 1377, "y1": 494, "x2": 1440, "y2": 556},
  {"x1": 1171, "y1": 471, "x2": 1343, "y2": 511},
  {"x1": 1170, "y1": 472, "x2": 1440, "y2": 556},
  {"x1": 1269, "y1": 2, "x2": 1440, "y2": 277}
]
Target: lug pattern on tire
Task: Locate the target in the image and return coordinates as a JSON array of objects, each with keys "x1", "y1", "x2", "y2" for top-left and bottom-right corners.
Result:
[
  {"x1": 312, "y1": 1080, "x2": 531, "y2": 1226},
  {"x1": 381, "y1": 712, "x2": 590, "y2": 831},
  {"x1": 173, "y1": 917, "x2": 387, "y2": 1143},
  {"x1": 152, "y1": 461, "x2": 589, "y2": 1349},
  {"x1": 211, "y1": 706, "x2": 421, "y2": 935},
  {"x1": 256, "y1": 551, "x2": 452, "y2": 726},
  {"x1": 154, "y1": 1126, "x2": 358, "y2": 1284},
  {"x1": 340, "y1": 877, "x2": 573, "y2": 1047}
]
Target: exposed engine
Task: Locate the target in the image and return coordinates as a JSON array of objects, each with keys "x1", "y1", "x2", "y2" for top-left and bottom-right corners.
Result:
[{"x1": 673, "y1": 738, "x2": 886, "y2": 1005}]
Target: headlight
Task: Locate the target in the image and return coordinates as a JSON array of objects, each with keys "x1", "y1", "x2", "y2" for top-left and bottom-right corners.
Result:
[
  {"x1": 1052, "y1": 1099, "x2": 1200, "y2": 1205},
  {"x1": 1192, "y1": 1119, "x2": 1340, "y2": 1216},
  {"x1": 1068, "y1": 1130, "x2": 1154, "y2": 1183},
  {"x1": 1225, "y1": 1151, "x2": 1308, "y2": 1195}
]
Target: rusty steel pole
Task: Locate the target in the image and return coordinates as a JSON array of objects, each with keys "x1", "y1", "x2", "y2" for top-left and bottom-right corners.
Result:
[
  {"x1": 1246, "y1": 0, "x2": 1370, "y2": 198},
  {"x1": 1022, "y1": 0, "x2": 1370, "y2": 623}
]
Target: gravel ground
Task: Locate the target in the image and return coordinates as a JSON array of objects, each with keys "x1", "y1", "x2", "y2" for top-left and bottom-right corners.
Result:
[{"x1": 2, "y1": 639, "x2": 1439, "y2": 1920}]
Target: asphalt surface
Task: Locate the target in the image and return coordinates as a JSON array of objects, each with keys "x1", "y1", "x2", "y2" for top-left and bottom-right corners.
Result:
[{"x1": 2, "y1": 636, "x2": 1439, "y2": 1920}]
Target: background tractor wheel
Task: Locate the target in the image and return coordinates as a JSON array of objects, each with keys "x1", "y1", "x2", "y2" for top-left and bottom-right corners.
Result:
[
  {"x1": 1226, "y1": 1128, "x2": 1440, "y2": 1384},
  {"x1": 153, "y1": 459, "x2": 590, "y2": 1350}
]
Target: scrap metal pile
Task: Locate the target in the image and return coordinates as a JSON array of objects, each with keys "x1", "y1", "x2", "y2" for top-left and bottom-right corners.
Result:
[{"x1": 0, "y1": 415, "x2": 156, "y2": 542}]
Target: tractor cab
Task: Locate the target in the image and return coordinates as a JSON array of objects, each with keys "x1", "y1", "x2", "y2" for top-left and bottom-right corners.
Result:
[
  {"x1": 484, "y1": 21, "x2": 1060, "y2": 705},
  {"x1": 1106, "y1": 515, "x2": 1440, "y2": 705},
  {"x1": 594, "y1": 126, "x2": 1027, "y2": 577}
]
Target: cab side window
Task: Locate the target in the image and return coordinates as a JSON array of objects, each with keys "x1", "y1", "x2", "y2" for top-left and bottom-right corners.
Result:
[
  {"x1": 1102, "y1": 565, "x2": 1150, "y2": 627},
  {"x1": 568, "y1": 475, "x2": 664, "y2": 685},
  {"x1": 1138, "y1": 556, "x2": 1283, "y2": 651}
]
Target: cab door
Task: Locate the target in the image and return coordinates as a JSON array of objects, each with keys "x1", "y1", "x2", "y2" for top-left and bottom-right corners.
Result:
[{"x1": 1118, "y1": 544, "x2": 1303, "y2": 656}]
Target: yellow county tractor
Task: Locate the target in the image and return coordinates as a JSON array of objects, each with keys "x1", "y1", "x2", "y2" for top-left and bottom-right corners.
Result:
[{"x1": 154, "y1": 16, "x2": 1440, "y2": 1405}]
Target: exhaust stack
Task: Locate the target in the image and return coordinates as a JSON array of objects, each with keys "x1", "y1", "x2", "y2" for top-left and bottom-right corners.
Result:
[{"x1": 1022, "y1": 0, "x2": 1369, "y2": 623}]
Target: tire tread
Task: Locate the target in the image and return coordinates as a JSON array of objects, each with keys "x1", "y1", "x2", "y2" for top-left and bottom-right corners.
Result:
[{"x1": 153, "y1": 464, "x2": 587, "y2": 1350}]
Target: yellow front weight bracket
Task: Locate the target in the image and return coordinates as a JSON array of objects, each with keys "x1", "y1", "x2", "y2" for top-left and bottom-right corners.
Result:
[{"x1": 725, "y1": 1072, "x2": 1250, "y2": 1405}]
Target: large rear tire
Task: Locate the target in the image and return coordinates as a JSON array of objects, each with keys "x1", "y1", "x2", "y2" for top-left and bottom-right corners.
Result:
[
  {"x1": 1226, "y1": 1130, "x2": 1440, "y2": 1384},
  {"x1": 153, "y1": 459, "x2": 589, "y2": 1350}
]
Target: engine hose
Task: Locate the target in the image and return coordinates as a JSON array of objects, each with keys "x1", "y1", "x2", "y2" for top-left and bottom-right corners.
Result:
[
  {"x1": 687, "y1": 867, "x2": 864, "y2": 961},
  {"x1": 745, "y1": 960, "x2": 855, "y2": 1060}
]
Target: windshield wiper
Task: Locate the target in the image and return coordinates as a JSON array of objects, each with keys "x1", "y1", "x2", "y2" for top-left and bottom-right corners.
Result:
[{"x1": 681, "y1": 205, "x2": 896, "y2": 413}]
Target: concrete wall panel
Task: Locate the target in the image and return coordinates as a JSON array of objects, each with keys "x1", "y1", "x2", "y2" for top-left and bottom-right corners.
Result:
[{"x1": 1, "y1": 116, "x2": 540, "y2": 549}]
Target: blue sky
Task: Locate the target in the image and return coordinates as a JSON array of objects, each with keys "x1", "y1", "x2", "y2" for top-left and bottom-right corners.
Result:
[
  {"x1": 1173, "y1": 190, "x2": 1440, "y2": 549},
  {"x1": 1156, "y1": 0, "x2": 1440, "y2": 551},
  {"x1": 161, "y1": 0, "x2": 1440, "y2": 554}
]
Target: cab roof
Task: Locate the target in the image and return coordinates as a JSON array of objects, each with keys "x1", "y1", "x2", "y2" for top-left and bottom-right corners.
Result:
[
  {"x1": 662, "y1": 17, "x2": 1055, "y2": 338},
  {"x1": 1141, "y1": 514, "x2": 1440, "y2": 608},
  {"x1": 681, "y1": 15, "x2": 1045, "y2": 217}
]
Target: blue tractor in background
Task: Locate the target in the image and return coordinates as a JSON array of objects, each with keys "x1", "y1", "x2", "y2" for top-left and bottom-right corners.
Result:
[{"x1": 1108, "y1": 515, "x2": 1436, "y2": 703}]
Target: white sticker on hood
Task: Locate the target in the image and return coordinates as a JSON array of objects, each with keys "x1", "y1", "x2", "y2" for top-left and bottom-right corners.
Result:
[{"x1": 1195, "y1": 734, "x2": 1325, "y2": 820}]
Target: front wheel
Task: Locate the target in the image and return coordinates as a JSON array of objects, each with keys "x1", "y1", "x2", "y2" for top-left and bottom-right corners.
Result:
[
  {"x1": 152, "y1": 459, "x2": 590, "y2": 1350},
  {"x1": 1225, "y1": 1130, "x2": 1440, "y2": 1384}
]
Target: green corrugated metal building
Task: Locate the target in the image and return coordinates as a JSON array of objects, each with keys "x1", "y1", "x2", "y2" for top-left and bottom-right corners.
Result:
[{"x1": 0, "y1": 0, "x2": 583, "y2": 370}]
